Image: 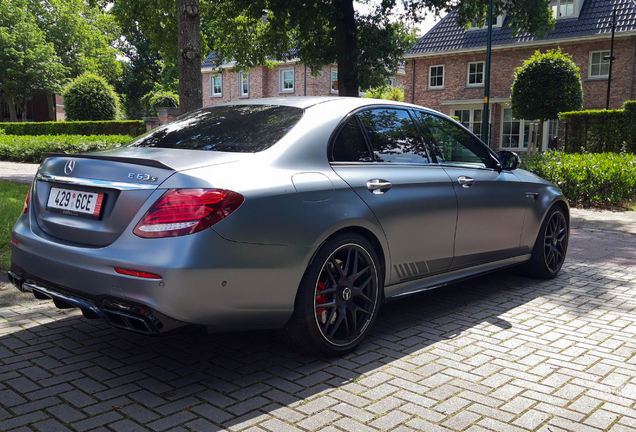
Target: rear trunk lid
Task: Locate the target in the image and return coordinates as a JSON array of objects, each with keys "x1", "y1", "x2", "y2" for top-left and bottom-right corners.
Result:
[{"x1": 32, "y1": 148, "x2": 251, "y2": 247}]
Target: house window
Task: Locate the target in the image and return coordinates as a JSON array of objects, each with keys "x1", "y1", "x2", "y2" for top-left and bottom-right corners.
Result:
[
  {"x1": 468, "y1": 14, "x2": 504, "y2": 30},
  {"x1": 429, "y1": 65, "x2": 444, "y2": 88},
  {"x1": 453, "y1": 108, "x2": 483, "y2": 136},
  {"x1": 331, "y1": 67, "x2": 338, "y2": 93},
  {"x1": 210, "y1": 74, "x2": 222, "y2": 97},
  {"x1": 501, "y1": 108, "x2": 539, "y2": 150},
  {"x1": 467, "y1": 62, "x2": 484, "y2": 86},
  {"x1": 279, "y1": 67, "x2": 294, "y2": 93},
  {"x1": 589, "y1": 51, "x2": 610, "y2": 78},
  {"x1": 239, "y1": 71, "x2": 249, "y2": 97},
  {"x1": 385, "y1": 77, "x2": 397, "y2": 87},
  {"x1": 551, "y1": 0, "x2": 576, "y2": 19}
]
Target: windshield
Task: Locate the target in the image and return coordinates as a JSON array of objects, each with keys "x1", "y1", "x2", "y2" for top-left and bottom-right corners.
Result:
[{"x1": 128, "y1": 104, "x2": 304, "y2": 152}]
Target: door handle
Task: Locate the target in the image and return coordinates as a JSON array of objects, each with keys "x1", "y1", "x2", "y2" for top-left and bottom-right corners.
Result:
[
  {"x1": 366, "y1": 179, "x2": 392, "y2": 194},
  {"x1": 457, "y1": 176, "x2": 475, "y2": 188}
]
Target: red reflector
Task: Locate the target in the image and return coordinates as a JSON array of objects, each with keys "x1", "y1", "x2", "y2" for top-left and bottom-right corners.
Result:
[
  {"x1": 133, "y1": 188, "x2": 244, "y2": 238},
  {"x1": 11, "y1": 238, "x2": 18, "y2": 245},
  {"x1": 114, "y1": 268, "x2": 162, "y2": 279},
  {"x1": 23, "y1": 184, "x2": 32, "y2": 214}
]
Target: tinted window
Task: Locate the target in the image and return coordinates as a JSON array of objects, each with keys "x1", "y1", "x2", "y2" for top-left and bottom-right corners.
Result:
[
  {"x1": 128, "y1": 105, "x2": 303, "y2": 152},
  {"x1": 417, "y1": 112, "x2": 494, "y2": 169},
  {"x1": 331, "y1": 117, "x2": 373, "y2": 162},
  {"x1": 358, "y1": 109, "x2": 429, "y2": 164}
]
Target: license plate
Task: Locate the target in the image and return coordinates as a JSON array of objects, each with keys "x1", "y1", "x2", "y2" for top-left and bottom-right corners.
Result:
[{"x1": 47, "y1": 187, "x2": 104, "y2": 218}]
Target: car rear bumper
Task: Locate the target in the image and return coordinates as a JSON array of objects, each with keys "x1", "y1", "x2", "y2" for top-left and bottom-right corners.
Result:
[{"x1": 10, "y1": 214, "x2": 314, "y2": 333}]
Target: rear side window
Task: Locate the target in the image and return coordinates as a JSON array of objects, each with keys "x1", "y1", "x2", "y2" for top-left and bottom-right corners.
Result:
[
  {"x1": 358, "y1": 109, "x2": 429, "y2": 164},
  {"x1": 128, "y1": 105, "x2": 303, "y2": 152},
  {"x1": 331, "y1": 117, "x2": 373, "y2": 162}
]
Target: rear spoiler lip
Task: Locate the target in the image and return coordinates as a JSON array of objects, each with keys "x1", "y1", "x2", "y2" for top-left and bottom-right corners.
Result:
[{"x1": 43, "y1": 153, "x2": 174, "y2": 171}]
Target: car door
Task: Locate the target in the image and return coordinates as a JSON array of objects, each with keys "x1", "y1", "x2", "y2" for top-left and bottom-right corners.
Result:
[
  {"x1": 330, "y1": 107, "x2": 457, "y2": 285},
  {"x1": 416, "y1": 111, "x2": 528, "y2": 269}
]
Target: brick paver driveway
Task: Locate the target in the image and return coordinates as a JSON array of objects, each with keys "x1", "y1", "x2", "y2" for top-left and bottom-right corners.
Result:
[{"x1": 2, "y1": 217, "x2": 636, "y2": 431}]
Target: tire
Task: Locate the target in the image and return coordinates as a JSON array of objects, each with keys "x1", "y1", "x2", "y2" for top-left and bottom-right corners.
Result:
[
  {"x1": 522, "y1": 205, "x2": 569, "y2": 279},
  {"x1": 283, "y1": 232, "x2": 382, "y2": 356}
]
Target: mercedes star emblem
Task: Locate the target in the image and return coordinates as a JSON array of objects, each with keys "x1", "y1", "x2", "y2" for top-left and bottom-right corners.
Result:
[{"x1": 64, "y1": 159, "x2": 76, "y2": 175}]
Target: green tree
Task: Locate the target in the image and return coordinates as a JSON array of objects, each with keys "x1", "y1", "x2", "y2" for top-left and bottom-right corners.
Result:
[
  {"x1": 25, "y1": 0, "x2": 122, "y2": 84},
  {"x1": 511, "y1": 48, "x2": 583, "y2": 151},
  {"x1": 0, "y1": 0, "x2": 68, "y2": 121},
  {"x1": 206, "y1": 0, "x2": 556, "y2": 97},
  {"x1": 63, "y1": 73, "x2": 121, "y2": 121}
]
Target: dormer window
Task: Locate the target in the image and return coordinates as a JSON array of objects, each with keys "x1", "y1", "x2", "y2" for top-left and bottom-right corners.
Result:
[
  {"x1": 551, "y1": 0, "x2": 580, "y2": 19},
  {"x1": 468, "y1": 15, "x2": 504, "y2": 30}
]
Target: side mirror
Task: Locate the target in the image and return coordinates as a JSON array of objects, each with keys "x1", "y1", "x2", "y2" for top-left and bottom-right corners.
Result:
[{"x1": 499, "y1": 151, "x2": 521, "y2": 170}]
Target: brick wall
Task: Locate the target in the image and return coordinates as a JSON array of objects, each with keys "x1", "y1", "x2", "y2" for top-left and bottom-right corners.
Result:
[
  {"x1": 202, "y1": 64, "x2": 404, "y2": 106},
  {"x1": 405, "y1": 36, "x2": 636, "y2": 150}
]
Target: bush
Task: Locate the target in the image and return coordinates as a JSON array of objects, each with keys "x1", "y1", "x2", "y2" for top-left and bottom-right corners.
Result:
[
  {"x1": 0, "y1": 121, "x2": 144, "y2": 137},
  {"x1": 63, "y1": 73, "x2": 121, "y2": 121},
  {"x1": 0, "y1": 135, "x2": 131, "y2": 163},
  {"x1": 149, "y1": 91, "x2": 179, "y2": 111},
  {"x1": 522, "y1": 151, "x2": 636, "y2": 207},
  {"x1": 362, "y1": 85, "x2": 404, "y2": 101},
  {"x1": 559, "y1": 100, "x2": 636, "y2": 153}
]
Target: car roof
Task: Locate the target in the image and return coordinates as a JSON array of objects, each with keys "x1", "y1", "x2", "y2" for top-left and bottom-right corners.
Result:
[{"x1": 211, "y1": 96, "x2": 428, "y2": 112}]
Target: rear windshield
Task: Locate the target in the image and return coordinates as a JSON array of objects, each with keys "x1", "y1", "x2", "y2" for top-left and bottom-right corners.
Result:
[{"x1": 128, "y1": 104, "x2": 304, "y2": 152}]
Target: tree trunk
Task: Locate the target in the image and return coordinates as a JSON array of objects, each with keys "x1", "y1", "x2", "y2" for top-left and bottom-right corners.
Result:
[
  {"x1": 8, "y1": 96, "x2": 17, "y2": 122},
  {"x1": 334, "y1": 0, "x2": 359, "y2": 97},
  {"x1": 177, "y1": 0, "x2": 202, "y2": 115},
  {"x1": 48, "y1": 94, "x2": 56, "y2": 121}
]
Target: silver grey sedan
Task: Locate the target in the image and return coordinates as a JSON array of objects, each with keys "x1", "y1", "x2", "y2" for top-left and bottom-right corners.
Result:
[{"x1": 9, "y1": 97, "x2": 569, "y2": 356}]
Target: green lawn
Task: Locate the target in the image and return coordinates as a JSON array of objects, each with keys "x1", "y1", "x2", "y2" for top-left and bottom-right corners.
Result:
[{"x1": 0, "y1": 181, "x2": 30, "y2": 271}]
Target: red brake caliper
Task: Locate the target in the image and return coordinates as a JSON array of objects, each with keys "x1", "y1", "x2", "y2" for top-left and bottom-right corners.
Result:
[{"x1": 316, "y1": 282, "x2": 327, "y2": 323}]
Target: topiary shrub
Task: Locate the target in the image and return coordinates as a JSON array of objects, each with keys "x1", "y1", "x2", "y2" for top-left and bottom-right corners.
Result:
[
  {"x1": 362, "y1": 85, "x2": 404, "y2": 101},
  {"x1": 142, "y1": 90, "x2": 180, "y2": 116},
  {"x1": 63, "y1": 73, "x2": 121, "y2": 121}
]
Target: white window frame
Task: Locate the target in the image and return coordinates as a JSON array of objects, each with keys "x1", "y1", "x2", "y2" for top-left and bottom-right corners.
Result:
[
  {"x1": 209, "y1": 73, "x2": 222, "y2": 97},
  {"x1": 588, "y1": 50, "x2": 611, "y2": 79},
  {"x1": 551, "y1": 0, "x2": 579, "y2": 19},
  {"x1": 500, "y1": 106, "x2": 542, "y2": 152},
  {"x1": 466, "y1": 61, "x2": 485, "y2": 87},
  {"x1": 239, "y1": 71, "x2": 249, "y2": 97},
  {"x1": 468, "y1": 15, "x2": 504, "y2": 30},
  {"x1": 279, "y1": 67, "x2": 294, "y2": 93},
  {"x1": 331, "y1": 67, "x2": 338, "y2": 94},
  {"x1": 385, "y1": 77, "x2": 397, "y2": 87},
  {"x1": 452, "y1": 106, "x2": 484, "y2": 136},
  {"x1": 429, "y1": 65, "x2": 445, "y2": 89}
]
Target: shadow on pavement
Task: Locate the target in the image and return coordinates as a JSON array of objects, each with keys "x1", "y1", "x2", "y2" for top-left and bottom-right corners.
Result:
[{"x1": 0, "y1": 261, "x2": 628, "y2": 429}]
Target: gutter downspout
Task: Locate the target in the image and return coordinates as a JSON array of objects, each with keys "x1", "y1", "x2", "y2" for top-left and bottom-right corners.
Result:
[
  {"x1": 304, "y1": 64, "x2": 307, "y2": 96},
  {"x1": 631, "y1": 36, "x2": 635, "y2": 100},
  {"x1": 411, "y1": 59, "x2": 416, "y2": 104}
]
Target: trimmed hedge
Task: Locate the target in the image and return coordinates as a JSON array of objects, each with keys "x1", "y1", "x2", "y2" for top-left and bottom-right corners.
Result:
[
  {"x1": 559, "y1": 100, "x2": 636, "y2": 153},
  {"x1": 0, "y1": 121, "x2": 145, "y2": 137},
  {"x1": 0, "y1": 135, "x2": 131, "y2": 163},
  {"x1": 522, "y1": 151, "x2": 636, "y2": 207}
]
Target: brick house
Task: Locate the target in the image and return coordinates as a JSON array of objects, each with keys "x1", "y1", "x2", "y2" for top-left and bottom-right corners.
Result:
[
  {"x1": 404, "y1": 0, "x2": 636, "y2": 152},
  {"x1": 201, "y1": 51, "x2": 405, "y2": 107}
]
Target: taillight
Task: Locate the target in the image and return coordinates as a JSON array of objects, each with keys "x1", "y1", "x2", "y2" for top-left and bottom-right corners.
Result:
[
  {"x1": 23, "y1": 184, "x2": 32, "y2": 214},
  {"x1": 133, "y1": 188, "x2": 244, "y2": 238},
  {"x1": 114, "y1": 268, "x2": 162, "y2": 279}
]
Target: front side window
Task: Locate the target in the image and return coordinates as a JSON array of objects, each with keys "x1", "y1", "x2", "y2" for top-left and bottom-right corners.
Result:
[
  {"x1": 589, "y1": 51, "x2": 610, "y2": 78},
  {"x1": 331, "y1": 67, "x2": 338, "y2": 93},
  {"x1": 358, "y1": 109, "x2": 429, "y2": 164},
  {"x1": 279, "y1": 68, "x2": 294, "y2": 93},
  {"x1": 429, "y1": 65, "x2": 444, "y2": 88},
  {"x1": 210, "y1": 74, "x2": 222, "y2": 97},
  {"x1": 128, "y1": 105, "x2": 303, "y2": 153},
  {"x1": 331, "y1": 117, "x2": 372, "y2": 162},
  {"x1": 467, "y1": 62, "x2": 484, "y2": 86},
  {"x1": 239, "y1": 71, "x2": 249, "y2": 97},
  {"x1": 417, "y1": 112, "x2": 494, "y2": 168}
]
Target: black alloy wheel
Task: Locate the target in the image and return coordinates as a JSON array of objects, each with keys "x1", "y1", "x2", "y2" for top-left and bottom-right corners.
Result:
[
  {"x1": 284, "y1": 233, "x2": 382, "y2": 356},
  {"x1": 543, "y1": 210, "x2": 568, "y2": 274},
  {"x1": 313, "y1": 243, "x2": 379, "y2": 347}
]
